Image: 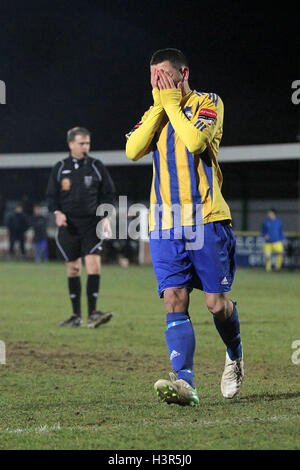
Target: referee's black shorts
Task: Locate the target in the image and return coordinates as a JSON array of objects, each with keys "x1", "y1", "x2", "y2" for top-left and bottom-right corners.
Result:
[{"x1": 55, "y1": 217, "x2": 102, "y2": 262}]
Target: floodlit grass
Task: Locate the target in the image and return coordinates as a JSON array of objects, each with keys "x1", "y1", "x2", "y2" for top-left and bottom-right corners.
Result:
[{"x1": 0, "y1": 261, "x2": 299, "y2": 449}]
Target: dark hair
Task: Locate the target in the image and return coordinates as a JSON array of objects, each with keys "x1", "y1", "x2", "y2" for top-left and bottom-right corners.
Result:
[
  {"x1": 67, "y1": 127, "x2": 91, "y2": 143},
  {"x1": 150, "y1": 48, "x2": 188, "y2": 69},
  {"x1": 269, "y1": 208, "x2": 276, "y2": 214}
]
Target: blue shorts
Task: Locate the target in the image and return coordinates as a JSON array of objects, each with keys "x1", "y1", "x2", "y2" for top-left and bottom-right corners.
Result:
[{"x1": 150, "y1": 221, "x2": 236, "y2": 297}]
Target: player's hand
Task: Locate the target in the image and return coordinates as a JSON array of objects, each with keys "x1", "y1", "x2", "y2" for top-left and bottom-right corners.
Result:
[
  {"x1": 157, "y1": 70, "x2": 182, "y2": 91},
  {"x1": 102, "y1": 217, "x2": 113, "y2": 240},
  {"x1": 55, "y1": 211, "x2": 67, "y2": 227},
  {"x1": 150, "y1": 67, "x2": 159, "y2": 89}
]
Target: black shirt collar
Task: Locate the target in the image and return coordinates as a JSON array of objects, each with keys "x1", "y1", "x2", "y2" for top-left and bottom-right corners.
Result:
[{"x1": 69, "y1": 154, "x2": 88, "y2": 168}]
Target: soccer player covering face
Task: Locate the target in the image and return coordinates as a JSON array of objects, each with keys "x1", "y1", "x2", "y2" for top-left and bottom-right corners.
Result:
[
  {"x1": 125, "y1": 49, "x2": 244, "y2": 405},
  {"x1": 46, "y1": 127, "x2": 116, "y2": 328}
]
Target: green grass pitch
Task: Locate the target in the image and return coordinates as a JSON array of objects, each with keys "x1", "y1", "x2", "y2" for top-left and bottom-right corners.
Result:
[{"x1": 0, "y1": 260, "x2": 299, "y2": 450}]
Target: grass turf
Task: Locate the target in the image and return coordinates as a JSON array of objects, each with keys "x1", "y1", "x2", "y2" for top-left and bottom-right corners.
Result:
[{"x1": 0, "y1": 260, "x2": 299, "y2": 450}]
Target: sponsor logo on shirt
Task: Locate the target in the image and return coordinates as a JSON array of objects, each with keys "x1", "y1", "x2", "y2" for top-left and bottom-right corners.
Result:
[{"x1": 198, "y1": 108, "x2": 217, "y2": 124}]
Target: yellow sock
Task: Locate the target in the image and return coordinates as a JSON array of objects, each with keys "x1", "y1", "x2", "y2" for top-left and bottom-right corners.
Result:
[
  {"x1": 275, "y1": 254, "x2": 283, "y2": 271},
  {"x1": 265, "y1": 256, "x2": 272, "y2": 272}
]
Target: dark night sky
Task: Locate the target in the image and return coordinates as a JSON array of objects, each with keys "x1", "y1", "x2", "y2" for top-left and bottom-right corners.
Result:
[{"x1": 0, "y1": 0, "x2": 299, "y2": 154}]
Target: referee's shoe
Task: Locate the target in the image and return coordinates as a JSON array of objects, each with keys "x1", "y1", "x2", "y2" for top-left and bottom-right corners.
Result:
[
  {"x1": 87, "y1": 310, "x2": 113, "y2": 328},
  {"x1": 59, "y1": 314, "x2": 84, "y2": 327}
]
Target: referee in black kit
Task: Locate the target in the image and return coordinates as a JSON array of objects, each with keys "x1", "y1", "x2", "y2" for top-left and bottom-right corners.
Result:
[{"x1": 46, "y1": 127, "x2": 116, "y2": 328}]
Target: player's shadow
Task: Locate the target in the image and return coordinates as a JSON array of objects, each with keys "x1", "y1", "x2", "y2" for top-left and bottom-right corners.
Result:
[{"x1": 237, "y1": 391, "x2": 300, "y2": 402}]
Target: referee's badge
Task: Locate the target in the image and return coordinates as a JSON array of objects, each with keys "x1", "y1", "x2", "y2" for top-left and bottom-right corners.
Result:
[
  {"x1": 61, "y1": 178, "x2": 71, "y2": 191},
  {"x1": 84, "y1": 175, "x2": 93, "y2": 188}
]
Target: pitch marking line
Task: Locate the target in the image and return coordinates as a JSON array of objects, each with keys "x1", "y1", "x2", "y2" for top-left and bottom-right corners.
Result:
[{"x1": 1, "y1": 415, "x2": 299, "y2": 435}]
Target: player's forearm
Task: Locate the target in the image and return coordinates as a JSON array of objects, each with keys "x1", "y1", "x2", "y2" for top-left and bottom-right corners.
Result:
[
  {"x1": 126, "y1": 89, "x2": 165, "y2": 161},
  {"x1": 126, "y1": 105, "x2": 164, "y2": 161},
  {"x1": 160, "y1": 89, "x2": 208, "y2": 154}
]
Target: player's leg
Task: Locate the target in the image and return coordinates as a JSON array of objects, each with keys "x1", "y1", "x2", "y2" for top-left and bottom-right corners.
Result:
[
  {"x1": 155, "y1": 287, "x2": 199, "y2": 406},
  {"x1": 34, "y1": 241, "x2": 41, "y2": 262},
  {"x1": 84, "y1": 249, "x2": 112, "y2": 329},
  {"x1": 164, "y1": 287, "x2": 195, "y2": 385},
  {"x1": 55, "y1": 226, "x2": 83, "y2": 327},
  {"x1": 273, "y1": 242, "x2": 284, "y2": 271},
  {"x1": 206, "y1": 292, "x2": 244, "y2": 399},
  {"x1": 85, "y1": 254, "x2": 101, "y2": 314},
  {"x1": 150, "y1": 232, "x2": 199, "y2": 406},
  {"x1": 19, "y1": 234, "x2": 25, "y2": 257},
  {"x1": 58, "y1": 258, "x2": 84, "y2": 326},
  {"x1": 189, "y1": 221, "x2": 243, "y2": 398},
  {"x1": 164, "y1": 287, "x2": 197, "y2": 387},
  {"x1": 205, "y1": 292, "x2": 242, "y2": 360},
  {"x1": 41, "y1": 239, "x2": 49, "y2": 262},
  {"x1": 9, "y1": 232, "x2": 15, "y2": 257},
  {"x1": 263, "y1": 243, "x2": 272, "y2": 272}
]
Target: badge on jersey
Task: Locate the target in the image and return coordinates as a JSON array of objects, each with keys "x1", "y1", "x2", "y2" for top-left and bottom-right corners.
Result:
[
  {"x1": 84, "y1": 176, "x2": 93, "y2": 188},
  {"x1": 61, "y1": 178, "x2": 71, "y2": 191},
  {"x1": 184, "y1": 107, "x2": 193, "y2": 119},
  {"x1": 198, "y1": 108, "x2": 217, "y2": 125},
  {"x1": 125, "y1": 121, "x2": 142, "y2": 140}
]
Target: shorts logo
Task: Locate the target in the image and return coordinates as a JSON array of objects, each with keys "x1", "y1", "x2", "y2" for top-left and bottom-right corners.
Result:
[
  {"x1": 61, "y1": 178, "x2": 71, "y2": 191},
  {"x1": 221, "y1": 276, "x2": 228, "y2": 285},
  {"x1": 170, "y1": 350, "x2": 181, "y2": 361},
  {"x1": 84, "y1": 176, "x2": 93, "y2": 188}
]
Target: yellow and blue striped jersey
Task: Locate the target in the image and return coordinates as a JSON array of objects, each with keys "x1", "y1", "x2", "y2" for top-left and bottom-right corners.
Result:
[{"x1": 126, "y1": 88, "x2": 231, "y2": 232}]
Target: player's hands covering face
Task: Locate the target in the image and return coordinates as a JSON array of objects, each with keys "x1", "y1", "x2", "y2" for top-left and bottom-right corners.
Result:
[{"x1": 157, "y1": 70, "x2": 183, "y2": 91}]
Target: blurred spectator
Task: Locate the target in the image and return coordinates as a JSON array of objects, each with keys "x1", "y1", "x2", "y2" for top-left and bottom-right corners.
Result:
[
  {"x1": 21, "y1": 193, "x2": 33, "y2": 217},
  {"x1": 31, "y1": 205, "x2": 49, "y2": 262},
  {"x1": 6, "y1": 204, "x2": 29, "y2": 258},
  {"x1": 261, "y1": 208, "x2": 284, "y2": 272}
]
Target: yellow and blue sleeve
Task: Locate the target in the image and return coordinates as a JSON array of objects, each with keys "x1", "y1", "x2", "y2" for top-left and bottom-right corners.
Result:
[
  {"x1": 160, "y1": 89, "x2": 222, "y2": 154},
  {"x1": 125, "y1": 88, "x2": 165, "y2": 161}
]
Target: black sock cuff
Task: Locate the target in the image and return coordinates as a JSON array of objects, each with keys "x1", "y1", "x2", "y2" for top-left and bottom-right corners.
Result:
[
  {"x1": 68, "y1": 276, "x2": 81, "y2": 287},
  {"x1": 68, "y1": 276, "x2": 81, "y2": 316}
]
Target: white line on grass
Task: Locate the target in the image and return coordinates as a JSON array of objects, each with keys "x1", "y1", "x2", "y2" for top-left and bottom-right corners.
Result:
[{"x1": 1, "y1": 415, "x2": 299, "y2": 435}]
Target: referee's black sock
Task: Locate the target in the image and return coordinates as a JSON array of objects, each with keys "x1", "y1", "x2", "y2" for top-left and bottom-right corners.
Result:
[
  {"x1": 87, "y1": 274, "x2": 100, "y2": 315},
  {"x1": 68, "y1": 276, "x2": 81, "y2": 316}
]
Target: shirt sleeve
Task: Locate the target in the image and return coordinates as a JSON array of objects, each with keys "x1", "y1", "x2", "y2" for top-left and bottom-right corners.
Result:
[
  {"x1": 125, "y1": 89, "x2": 165, "y2": 161},
  {"x1": 160, "y1": 89, "x2": 223, "y2": 154},
  {"x1": 46, "y1": 162, "x2": 62, "y2": 212}
]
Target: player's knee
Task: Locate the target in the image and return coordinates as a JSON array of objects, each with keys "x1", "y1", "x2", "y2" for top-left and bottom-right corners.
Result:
[
  {"x1": 206, "y1": 295, "x2": 228, "y2": 318},
  {"x1": 85, "y1": 255, "x2": 101, "y2": 275},
  {"x1": 163, "y1": 288, "x2": 189, "y2": 313},
  {"x1": 67, "y1": 262, "x2": 81, "y2": 277}
]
